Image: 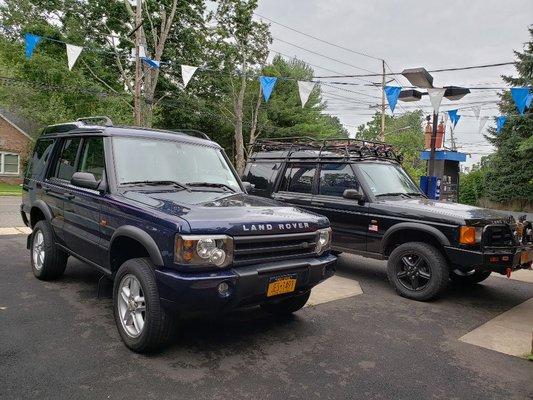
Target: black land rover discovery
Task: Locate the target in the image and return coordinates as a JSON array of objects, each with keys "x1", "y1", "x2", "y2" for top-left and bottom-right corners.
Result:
[
  {"x1": 244, "y1": 137, "x2": 532, "y2": 301},
  {"x1": 21, "y1": 119, "x2": 335, "y2": 352}
]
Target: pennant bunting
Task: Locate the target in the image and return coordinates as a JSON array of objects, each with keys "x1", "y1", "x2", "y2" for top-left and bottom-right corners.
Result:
[
  {"x1": 25, "y1": 33, "x2": 41, "y2": 60},
  {"x1": 141, "y1": 57, "x2": 160, "y2": 69},
  {"x1": 384, "y1": 86, "x2": 402, "y2": 113},
  {"x1": 427, "y1": 88, "x2": 446, "y2": 113},
  {"x1": 259, "y1": 76, "x2": 277, "y2": 102},
  {"x1": 478, "y1": 116, "x2": 489, "y2": 134},
  {"x1": 471, "y1": 106, "x2": 481, "y2": 119},
  {"x1": 298, "y1": 81, "x2": 316, "y2": 108},
  {"x1": 526, "y1": 92, "x2": 533, "y2": 109},
  {"x1": 66, "y1": 44, "x2": 83, "y2": 71},
  {"x1": 496, "y1": 116, "x2": 507, "y2": 134},
  {"x1": 130, "y1": 45, "x2": 146, "y2": 61},
  {"x1": 510, "y1": 87, "x2": 529, "y2": 115},
  {"x1": 181, "y1": 65, "x2": 198, "y2": 88},
  {"x1": 447, "y1": 109, "x2": 460, "y2": 126}
]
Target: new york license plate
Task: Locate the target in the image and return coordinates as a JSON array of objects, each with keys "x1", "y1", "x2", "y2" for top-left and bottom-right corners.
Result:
[{"x1": 267, "y1": 275, "x2": 297, "y2": 297}]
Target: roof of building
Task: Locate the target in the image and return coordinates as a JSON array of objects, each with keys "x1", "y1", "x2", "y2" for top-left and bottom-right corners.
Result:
[{"x1": 0, "y1": 107, "x2": 41, "y2": 140}]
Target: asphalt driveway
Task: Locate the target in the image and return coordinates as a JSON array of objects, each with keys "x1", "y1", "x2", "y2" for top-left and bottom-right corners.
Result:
[{"x1": 1, "y1": 234, "x2": 532, "y2": 399}]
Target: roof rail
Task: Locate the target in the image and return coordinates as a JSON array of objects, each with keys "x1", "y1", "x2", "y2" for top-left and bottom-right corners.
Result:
[
  {"x1": 252, "y1": 137, "x2": 402, "y2": 163},
  {"x1": 172, "y1": 129, "x2": 211, "y2": 141},
  {"x1": 76, "y1": 116, "x2": 114, "y2": 126}
]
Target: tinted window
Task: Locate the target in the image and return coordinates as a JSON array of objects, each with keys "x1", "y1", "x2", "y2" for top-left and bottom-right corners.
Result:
[
  {"x1": 244, "y1": 162, "x2": 279, "y2": 193},
  {"x1": 53, "y1": 138, "x2": 81, "y2": 181},
  {"x1": 280, "y1": 163, "x2": 316, "y2": 194},
  {"x1": 319, "y1": 163, "x2": 359, "y2": 197},
  {"x1": 26, "y1": 139, "x2": 55, "y2": 179},
  {"x1": 78, "y1": 137, "x2": 105, "y2": 180}
]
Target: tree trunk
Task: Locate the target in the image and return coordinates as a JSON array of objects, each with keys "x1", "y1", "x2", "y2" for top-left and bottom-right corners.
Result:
[
  {"x1": 247, "y1": 84, "x2": 262, "y2": 155},
  {"x1": 234, "y1": 73, "x2": 247, "y2": 175}
]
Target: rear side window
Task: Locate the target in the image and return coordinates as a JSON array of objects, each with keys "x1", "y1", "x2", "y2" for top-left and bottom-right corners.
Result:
[
  {"x1": 26, "y1": 138, "x2": 55, "y2": 179},
  {"x1": 53, "y1": 138, "x2": 82, "y2": 181},
  {"x1": 279, "y1": 163, "x2": 317, "y2": 194},
  {"x1": 244, "y1": 162, "x2": 280, "y2": 194},
  {"x1": 78, "y1": 137, "x2": 105, "y2": 180},
  {"x1": 319, "y1": 163, "x2": 359, "y2": 197}
]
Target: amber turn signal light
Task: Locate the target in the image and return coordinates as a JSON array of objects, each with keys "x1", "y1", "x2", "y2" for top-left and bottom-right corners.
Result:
[{"x1": 459, "y1": 226, "x2": 476, "y2": 245}]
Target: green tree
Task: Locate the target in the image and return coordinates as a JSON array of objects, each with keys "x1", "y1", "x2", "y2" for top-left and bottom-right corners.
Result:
[{"x1": 458, "y1": 157, "x2": 490, "y2": 205}]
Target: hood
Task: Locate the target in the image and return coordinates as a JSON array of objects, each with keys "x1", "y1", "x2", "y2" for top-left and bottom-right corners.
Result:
[
  {"x1": 372, "y1": 198, "x2": 512, "y2": 225},
  {"x1": 122, "y1": 189, "x2": 328, "y2": 235}
]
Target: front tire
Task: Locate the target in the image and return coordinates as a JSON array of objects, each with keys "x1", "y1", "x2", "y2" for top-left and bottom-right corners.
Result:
[
  {"x1": 387, "y1": 242, "x2": 449, "y2": 301},
  {"x1": 113, "y1": 258, "x2": 175, "y2": 352},
  {"x1": 261, "y1": 291, "x2": 311, "y2": 315},
  {"x1": 31, "y1": 220, "x2": 68, "y2": 280},
  {"x1": 450, "y1": 268, "x2": 492, "y2": 285}
]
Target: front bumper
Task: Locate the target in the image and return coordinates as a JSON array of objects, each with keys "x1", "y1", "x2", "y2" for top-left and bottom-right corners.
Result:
[
  {"x1": 445, "y1": 244, "x2": 533, "y2": 274},
  {"x1": 155, "y1": 253, "x2": 337, "y2": 314}
]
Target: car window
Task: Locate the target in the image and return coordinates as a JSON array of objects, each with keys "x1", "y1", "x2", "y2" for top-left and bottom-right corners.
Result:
[
  {"x1": 53, "y1": 138, "x2": 82, "y2": 181},
  {"x1": 280, "y1": 163, "x2": 316, "y2": 194},
  {"x1": 26, "y1": 139, "x2": 55, "y2": 179},
  {"x1": 244, "y1": 162, "x2": 280, "y2": 193},
  {"x1": 78, "y1": 137, "x2": 105, "y2": 181},
  {"x1": 319, "y1": 163, "x2": 359, "y2": 197}
]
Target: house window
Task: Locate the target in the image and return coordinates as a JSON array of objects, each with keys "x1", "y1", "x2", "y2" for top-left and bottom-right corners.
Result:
[{"x1": 0, "y1": 152, "x2": 20, "y2": 175}]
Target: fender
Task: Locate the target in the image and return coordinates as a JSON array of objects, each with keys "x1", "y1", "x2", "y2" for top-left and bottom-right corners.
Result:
[
  {"x1": 30, "y1": 200, "x2": 53, "y2": 225},
  {"x1": 110, "y1": 225, "x2": 164, "y2": 267},
  {"x1": 381, "y1": 222, "x2": 451, "y2": 252}
]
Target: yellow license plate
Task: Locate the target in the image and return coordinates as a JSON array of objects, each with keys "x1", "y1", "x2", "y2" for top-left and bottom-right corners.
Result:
[
  {"x1": 520, "y1": 250, "x2": 532, "y2": 264},
  {"x1": 267, "y1": 276, "x2": 297, "y2": 297}
]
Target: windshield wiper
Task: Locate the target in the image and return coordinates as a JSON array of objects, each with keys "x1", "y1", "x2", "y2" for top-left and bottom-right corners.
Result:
[
  {"x1": 186, "y1": 182, "x2": 237, "y2": 192},
  {"x1": 375, "y1": 192, "x2": 412, "y2": 198},
  {"x1": 121, "y1": 180, "x2": 190, "y2": 191}
]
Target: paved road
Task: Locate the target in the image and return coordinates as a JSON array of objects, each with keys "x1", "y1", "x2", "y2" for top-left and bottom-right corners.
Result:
[
  {"x1": 0, "y1": 196, "x2": 22, "y2": 227},
  {"x1": 1, "y1": 235, "x2": 531, "y2": 400}
]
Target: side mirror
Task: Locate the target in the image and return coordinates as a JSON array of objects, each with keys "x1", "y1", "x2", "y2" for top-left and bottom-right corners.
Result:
[
  {"x1": 242, "y1": 181, "x2": 254, "y2": 192},
  {"x1": 343, "y1": 189, "x2": 364, "y2": 202},
  {"x1": 71, "y1": 172, "x2": 101, "y2": 191}
]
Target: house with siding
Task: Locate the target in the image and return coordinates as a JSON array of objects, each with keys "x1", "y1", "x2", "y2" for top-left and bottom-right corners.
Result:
[{"x1": 0, "y1": 108, "x2": 40, "y2": 184}]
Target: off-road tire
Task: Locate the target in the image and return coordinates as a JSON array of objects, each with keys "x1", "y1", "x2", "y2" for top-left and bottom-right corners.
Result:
[
  {"x1": 30, "y1": 220, "x2": 68, "y2": 280},
  {"x1": 450, "y1": 269, "x2": 492, "y2": 285},
  {"x1": 113, "y1": 258, "x2": 175, "y2": 352},
  {"x1": 261, "y1": 291, "x2": 311, "y2": 315},
  {"x1": 387, "y1": 242, "x2": 449, "y2": 301}
]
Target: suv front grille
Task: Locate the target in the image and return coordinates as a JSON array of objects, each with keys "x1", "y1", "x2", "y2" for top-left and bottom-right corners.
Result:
[
  {"x1": 233, "y1": 232, "x2": 318, "y2": 266},
  {"x1": 483, "y1": 224, "x2": 516, "y2": 247}
]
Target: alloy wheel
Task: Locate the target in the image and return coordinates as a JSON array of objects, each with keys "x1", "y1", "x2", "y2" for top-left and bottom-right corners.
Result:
[
  {"x1": 32, "y1": 230, "x2": 45, "y2": 271},
  {"x1": 117, "y1": 274, "x2": 146, "y2": 338},
  {"x1": 396, "y1": 253, "x2": 431, "y2": 291}
]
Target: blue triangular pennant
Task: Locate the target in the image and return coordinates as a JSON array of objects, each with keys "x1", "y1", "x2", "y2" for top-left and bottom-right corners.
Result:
[
  {"x1": 447, "y1": 109, "x2": 460, "y2": 126},
  {"x1": 141, "y1": 57, "x2": 160, "y2": 69},
  {"x1": 25, "y1": 33, "x2": 41, "y2": 60},
  {"x1": 384, "y1": 86, "x2": 402, "y2": 113},
  {"x1": 496, "y1": 116, "x2": 508, "y2": 134},
  {"x1": 259, "y1": 76, "x2": 277, "y2": 102},
  {"x1": 510, "y1": 87, "x2": 529, "y2": 115}
]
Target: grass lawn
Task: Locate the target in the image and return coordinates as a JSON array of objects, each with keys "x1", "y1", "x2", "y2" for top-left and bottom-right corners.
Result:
[{"x1": 0, "y1": 182, "x2": 22, "y2": 196}]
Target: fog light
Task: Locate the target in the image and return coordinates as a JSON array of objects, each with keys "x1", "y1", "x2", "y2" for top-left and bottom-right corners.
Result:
[{"x1": 217, "y1": 281, "x2": 230, "y2": 297}]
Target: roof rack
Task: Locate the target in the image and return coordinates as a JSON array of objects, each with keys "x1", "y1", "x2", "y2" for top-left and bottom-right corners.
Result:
[
  {"x1": 42, "y1": 116, "x2": 114, "y2": 135},
  {"x1": 76, "y1": 116, "x2": 114, "y2": 126},
  {"x1": 171, "y1": 128, "x2": 211, "y2": 141},
  {"x1": 251, "y1": 137, "x2": 402, "y2": 163}
]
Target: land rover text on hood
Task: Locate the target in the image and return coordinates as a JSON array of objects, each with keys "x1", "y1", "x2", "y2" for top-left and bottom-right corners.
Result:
[{"x1": 20, "y1": 118, "x2": 336, "y2": 352}]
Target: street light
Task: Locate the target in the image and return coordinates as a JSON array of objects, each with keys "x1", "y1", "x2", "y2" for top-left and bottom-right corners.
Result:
[{"x1": 401, "y1": 67, "x2": 434, "y2": 88}]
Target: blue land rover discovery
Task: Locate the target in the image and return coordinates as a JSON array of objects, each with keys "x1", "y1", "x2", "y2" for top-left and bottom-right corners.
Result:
[{"x1": 21, "y1": 117, "x2": 335, "y2": 352}]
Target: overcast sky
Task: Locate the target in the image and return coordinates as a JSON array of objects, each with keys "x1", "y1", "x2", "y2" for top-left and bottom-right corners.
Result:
[{"x1": 255, "y1": 0, "x2": 532, "y2": 167}]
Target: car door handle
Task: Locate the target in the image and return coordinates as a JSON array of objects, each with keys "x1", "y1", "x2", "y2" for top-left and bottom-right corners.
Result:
[
  {"x1": 63, "y1": 193, "x2": 75, "y2": 200},
  {"x1": 311, "y1": 202, "x2": 325, "y2": 206}
]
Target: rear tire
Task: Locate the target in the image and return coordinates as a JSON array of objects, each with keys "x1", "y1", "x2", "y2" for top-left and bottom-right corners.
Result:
[
  {"x1": 113, "y1": 258, "x2": 175, "y2": 352},
  {"x1": 261, "y1": 291, "x2": 311, "y2": 315},
  {"x1": 31, "y1": 220, "x2": 68, "y2": 280},
  {"x1": 387, "y1": 242, "x2": 449, "y2": 301},
  {"x1": 450, "y1": 268, "x2": 492, "y2": 285}
]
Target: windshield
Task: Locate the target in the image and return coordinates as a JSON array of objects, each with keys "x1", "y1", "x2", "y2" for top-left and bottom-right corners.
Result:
[
  {"x1": 358, "y1": 162, "x2": 420, "y2": 197},
  {"x1": 113, "y1": 137, "x2": 241, "y2": 191}
]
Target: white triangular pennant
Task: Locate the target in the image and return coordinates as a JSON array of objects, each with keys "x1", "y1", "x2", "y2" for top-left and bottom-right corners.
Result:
[
  {"x1": 181, "y1": 65, "x2": 198, "y2": 88},
  {"x1": 130, "y1": 45, "x2": 146, "y2": 61},
  {"x1": 478, "y1": 116, "x2": 489, "y2": 134},
  {"x1": 472, "y1": 106, "x2": 481, "y2": 120},
  {"x1": 298, "y1": 81, "x2": 316, "y2": 108},
  {"x1": 427, "y1": 88, "x2": 446, "y2": 113},
  {"x1": 66, "y1": 44, "x2": 83, "y2": 71}
]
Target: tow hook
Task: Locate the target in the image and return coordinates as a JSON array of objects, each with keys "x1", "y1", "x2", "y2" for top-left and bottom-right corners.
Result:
[{"x1": 506, "y1": 267, "x2": 512, "y2": 278}]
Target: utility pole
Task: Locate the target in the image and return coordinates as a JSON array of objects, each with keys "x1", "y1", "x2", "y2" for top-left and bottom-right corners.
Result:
[
  {"x1": 380, "y1": 59, "x2": 386, "y2": 141},
  {"x1": 134, "y1": 0, "x2": 142, "y2": 126}
]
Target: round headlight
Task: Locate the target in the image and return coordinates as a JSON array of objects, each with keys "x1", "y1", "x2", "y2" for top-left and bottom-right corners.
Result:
[
  {"x1": 210, "y1": 248, "x2": 226, "y2": 267},
  {"x1": 197, "y1": 238, "x2": 217, "y2": 259}
]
